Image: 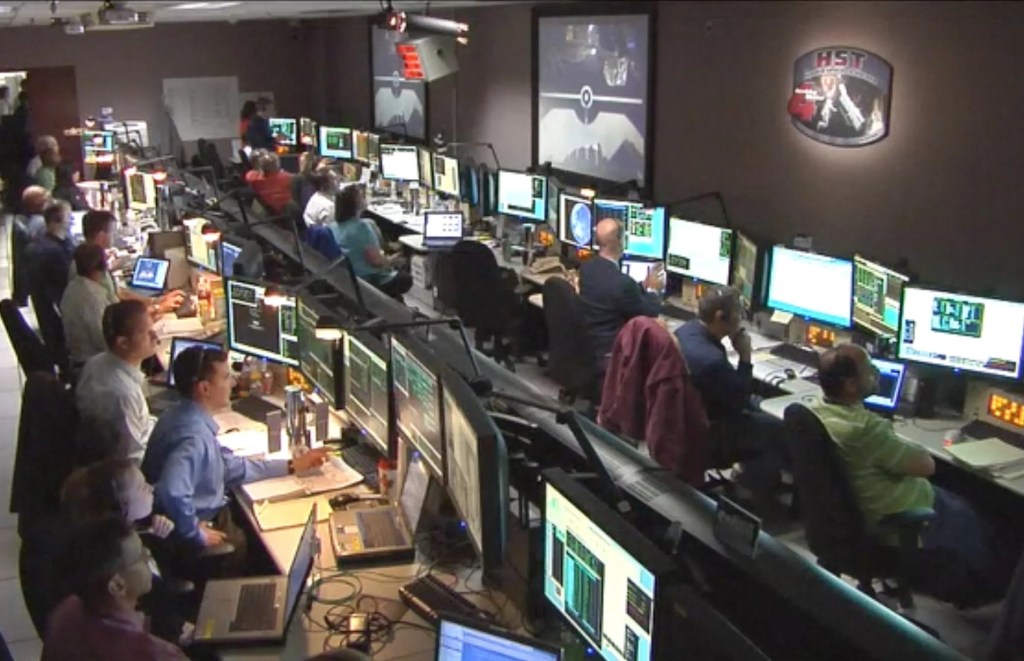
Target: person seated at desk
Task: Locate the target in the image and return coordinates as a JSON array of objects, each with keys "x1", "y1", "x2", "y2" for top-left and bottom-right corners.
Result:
[
  {"x1": 26, "y1": 134, "x2": 57, "y2": 180},
  {"x1": 43, "y1": 516, "x2": 188, "y2": 661},
  {"x1": 26, "y1": 200, "x2": 74, "y2": 310},
  {"x1": 332, "y1": 184, "x2": 412, "y2": 301},
  {"x1": 76, "y1": 300, "x2": 159, "y2": 463},
  {"x1": 811, "y1": 344, "x2": 999, "y2": 595},
  {"x1": 675, "y1": 286, "x2": 789, "y2": 498},
  {"x1": 579, "y1": 218, "x2": 663, "y2": 370},
  {"x1": 52, "y1": 161, "x2": 90, "y2": 211},
  {"x1": 34, "y1": 145, "x2": 60, "y2": 193},
  {"x1": 303, "y1": 166, "x2": 339, "y2": 227},
  {"x1": 62, "y1": 243, "x2": 120, "y2": 368},
  {"x1": 244, "y1": 149, "x2": 293, "y2": 215},
  {"x1": 17, "y1": 184, "x2": 48, "y2": 240},
  {"x1": 142, "y1": 347, "x2": 328, "y2": 558}
]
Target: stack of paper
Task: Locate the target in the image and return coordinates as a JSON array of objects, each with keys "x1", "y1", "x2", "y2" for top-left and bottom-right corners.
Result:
[
  {"x1": 241, "y1": 455, "x2": 364, "y2": 504},
  {"x1": 947, "y1": 438, "x2": 1024, "y2": 479}
]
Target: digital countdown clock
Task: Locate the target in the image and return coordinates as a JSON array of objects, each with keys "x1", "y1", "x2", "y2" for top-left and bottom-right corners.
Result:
[{"x1": 987, "y1": 391, "x2": 1024, "y2": 430}]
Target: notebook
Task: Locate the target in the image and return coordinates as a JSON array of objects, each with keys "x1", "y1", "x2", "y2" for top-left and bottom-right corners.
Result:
[
  {"x1": 242, "y1": 455, "x2": 363, "y2": 503},
  {"x1": 947, "y1": 438, "x2": 1024, "y2": 474}
]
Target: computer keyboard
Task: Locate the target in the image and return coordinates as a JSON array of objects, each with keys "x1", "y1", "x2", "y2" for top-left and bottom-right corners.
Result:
[
  {"x1": 768, "y1": 343, "x2": 821, "y2": 369},
  {"x1": 960, "y1": 419, "x2": 1024, "y2": 450},
  {"x1": 232, "y1": 396, "x2": 282, "y2": 423},
  {"x1": 399, "y1": 574, "x2": 493, "y2": 626},
  {"x1": 357, "y1": 509, "x2": 406, "y2": 549},
  {"x1": 341, "y1": 445, "x2": 381, "y2": 490},
  {"x1": 230, "y1": 582, "x2": 278, "y2": 632}
]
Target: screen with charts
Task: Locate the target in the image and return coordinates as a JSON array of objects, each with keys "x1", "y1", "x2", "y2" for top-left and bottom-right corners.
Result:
[
  {"x1": 379, "y1": 143, "x2": 420, "y2": 182},
  {"x1": 418, "y1": 147, "x2": 434, "y2": 189},
  {"x1": 559, "y1": 192, "x2": 594, "y2": 249},
  {"x1": 184, "y1": 220, "x2": 219, "y2": 273},
  {"x1": 319, "y1": 126, "x2": 353, "y2": 160},
  {"x1": 372, "y1": 26, "x2": 427, "y2": 141},
  {"x1": 433, "y1": 154, "x2": 461, "y2": 198},
  {"x1": 537, "y1": 13, "x2": 652, "y2": 187},
  {"x1": 623, "y1": 205, "x2": 665, "y2": 260},
  {"x1": 544, "y1": 480, "x2": 659, "y2": 661},
  {"x1": 344, "y1": 334, "x2": 390, "y2": 454},
  {"x1": 437, "y1": 617, "x2": 560, "y2": 661},
  {"x1": 391, "y1": 337, "x2": 444, "y2": 479},
  {"x1": 766, "y1": 246, "x2": 853, "y2": 328},
  {"x1": 130, "y1": 257, "x2": 169, "y2": 292},
  {"x1": 226, "y1": 279, "x2": 299, "y2": 366},
  {"x1": 269, "y1": 118, "x2": 297, "y2": 145},
  {"x1": 665, "y1": 217, "x2": 733, "y2": 285},
  {"x1": 497, "y1": 170, "x2": 548, "y2": 222},
  {"x1": 296, "y1": 297, "x2": 339, "y2": 408},
  {"x1": 897, "y1": 287, "x2": 1024, "y2": 380},
  {"x1": 126, "y1": 172, "x2": 156, "y2": 211},
  {"x1": 424, "y1": 211, "x2": 464, "y2": 247},
  {"x1": 220, "y1": 240, "x2": 243, "y2": 278},
  {"x1": 854, "y1": 255, "x2": 909, "y2": 338},
  {"x1": 443, "y1": 387, "x2": 483, "y2": 558},
  {"x1": 732, "y1": 230, "x2": 759, "y2": 311}
]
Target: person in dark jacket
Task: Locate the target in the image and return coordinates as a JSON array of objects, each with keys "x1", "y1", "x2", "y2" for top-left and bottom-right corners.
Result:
[
  {"x1": 579, "y1": 218, "x2": 663, "y2": 370},
  {"x1": 51, "y1": 162, "x2": 90, "y2": 211},
  {"x1": 675, "y1": 286, "x2": 788, "y2": 497},
  {"x1": 244, "y1": 97, "x2": 274, "y2": 150}
]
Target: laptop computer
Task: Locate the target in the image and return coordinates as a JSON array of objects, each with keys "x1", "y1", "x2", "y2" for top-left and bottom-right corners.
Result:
[
  {"x1": 329, "y1": 451, "x2": 429, "y2": 565},
  {"x1": 864, "y1": 357, "x2": 907, "y2": 417},
  {"x1": 621, "y1": 258, "x2": 655, "y2": 284},
  {"x1": 148, "y1": 337, "x2": 224, "y2": 414},
  {"x1": 195, "y1": 505, "x2": 318, "y2": 646},
  {"x1": 423, "y1": 210, "x2": 465, "y2": 249},
  {"x1": 128, "y1": 256, "x2": 170, "y2": 298},
  {"x1": 435, "y1": 613, "x2": 562, "y2": 661}
]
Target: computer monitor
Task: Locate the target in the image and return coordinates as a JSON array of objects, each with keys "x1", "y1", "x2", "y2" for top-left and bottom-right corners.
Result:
[
  {"x1": 623, "y1": 205, "x2": 666, "y2": 260},
  {"x1": 558, "y1": 192, "x2": 593, "y2": 249},
  {"x1": 296, "y1": 294, "x2": 343, "y2": 409},
  {"x1": 621, "y1": 258, "x2": 655, "y2": 284},
  {"x1": 225, "y1": 278, "x2": 299, "y2": 366},
  {"x1": 436, "y1": 615, "x2": 561, "y2": 661},
  {"x1": 269, "y1": 118, "x2": 297, "y2": 146},
  {"x1": 167, "y1": 337, "x2": 223, "y2": 387},
  {"x1": 299, "y1": 117, "x2": 317, "y2": 149},
  {"x1": 380, "y1": 143, "x2": 420, "y2": 182},
  {"x1": 344, "y1": 332, "x2": 391, "y2": 456},
  {"x1": 70, "y1": 211, "x2": 86, "y2": 242},
  {"x1": 367, "y1": 132, "x2": 381, "y2": 167},
  {"x1": 219, "y1": 238, "x2": 244, "y2": 278},
  {"x1": 423, "y1": 210, "x2": 464, "y2": 249},
  {"x1": 854, "y1": 255, "x2": 909, "y2": 338},
  {"x1": 864, "y1": 358, "x2": 906, "y2": 413},
  {"x1": 460, "y1": 165, "x2": 479, "y2": 206},
  {"x1": 766, "y1": 246, "x2": 854, "y2": 328},
  {"x1": 543, "y1": 468, "x2": 679, "y2": 661},
  {"x1": 497, "y1": 170, "x2": 548, "y2": 222},
  {"x1": 441, "y1": 368, "x2": 508, "y2": 574},
  {"x1": 897, "y1": 286, "x2": 1024, "y2": 380},
  {"x1": 665, "y1": 217, "x2": 733, "y2": 286},
  {"x1": 82, "y1": 130, "x2": 114, "y2": 162},
  {"x1": 353, "y1": 130, "x2": 370, "y2": 163},
  {"x1": 731, "y1": 229, "x2": 760, "y2": 311},
  {"x1": 130, "y1": 257, "x2": 169, "y2": 292},
  {"x1": 183, "y1": 218, "x2": 219, "y2": 273},
  {"x1": 433, "y1": 154, "x2": 461, "y2": 198},
  {"x1": 391, "y1": 335, "x2": 444, "y2": 481},
  {"x1": 418, "y1": 146, "x2": 434, "y2": 189},
  {"x1": 318, "y1": 126, "x2": 353, "y2": 160},
  {"x1": 126, "y1": 171, "x2": 156, "y2": 211},
  {"x1": 593, "y1": 197, "x2": 642, "y2": 225}
]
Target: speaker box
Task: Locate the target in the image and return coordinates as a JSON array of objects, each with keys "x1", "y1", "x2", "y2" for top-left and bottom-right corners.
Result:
[{"x1": 315, "y1": 401, "x2": 329, "y2": 443}]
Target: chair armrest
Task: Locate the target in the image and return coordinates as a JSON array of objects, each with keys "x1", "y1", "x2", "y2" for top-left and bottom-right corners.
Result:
[{"x1": 877, "y1": 508, "x2": 936, "y2": 530}]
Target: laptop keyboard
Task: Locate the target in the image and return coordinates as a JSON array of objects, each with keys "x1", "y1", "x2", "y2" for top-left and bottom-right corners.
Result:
[
  {"x1": 230, "y1": 582, "x2": 278, "y2": 632},
  {"x1": 357, "y1": 509, "x2": 406, "y2": 549}
]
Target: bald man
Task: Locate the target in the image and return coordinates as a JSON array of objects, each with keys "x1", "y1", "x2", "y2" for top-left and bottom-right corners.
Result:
[
  {"x1": 19, "y1": 185, "x2": 49, "y2": 240},
  {"x1": 579, "y1": 218, "x2": 664, "y2": 370},
  {"x1": 811, "y1": 343, "x2": 1000, "y2": 595}
]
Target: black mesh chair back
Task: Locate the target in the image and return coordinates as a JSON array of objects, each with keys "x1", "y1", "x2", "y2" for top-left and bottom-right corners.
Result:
[
  {"x1": 0, "y1": 299, "x2": 55, "y2": 376},
  {"x1": 542, "y1": 277, "x2": 598, "y2": 399}
]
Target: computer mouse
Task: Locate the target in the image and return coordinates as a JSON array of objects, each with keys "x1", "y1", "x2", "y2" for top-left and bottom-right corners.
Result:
[
  {"x1": 329, "y1": 493, "x2": 361, "y2": 510},
  {"x1": 784, "y1": 368, "x2": 797, "y2": 380}
]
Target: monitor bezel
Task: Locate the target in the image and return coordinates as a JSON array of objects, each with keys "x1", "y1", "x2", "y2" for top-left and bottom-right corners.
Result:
[
  {"x1": 224, "y1": 276, "x2": 300, "y2": 367},
  {"x1": 765, "y1": 245, "x2": 854, "y2": 329},
  {"x1": 664, "y1": 215, "x2": 734, "y2": 286},
  {"x1": 343, "y1": 330, "x2": 395, "y2": 458},
  {"x1": 496, "y1": 168, "x2": 549, "y2": 223}
]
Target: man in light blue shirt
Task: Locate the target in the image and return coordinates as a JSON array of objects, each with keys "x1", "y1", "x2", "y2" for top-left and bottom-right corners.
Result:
[
  {"x1": 142, "y1": 346, "x2": 327, "y2": 550},
  {"x1": 330, "y1": 185, "x2": 412, "y2": 300}
]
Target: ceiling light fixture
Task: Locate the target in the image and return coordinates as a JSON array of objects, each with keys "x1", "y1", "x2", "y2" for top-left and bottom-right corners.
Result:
[{"x1": 171, "y1": 2, "x2": 242, "y2": 9}]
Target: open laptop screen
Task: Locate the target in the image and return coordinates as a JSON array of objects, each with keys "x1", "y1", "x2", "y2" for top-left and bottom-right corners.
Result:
[
  {"x1": 131, "y1": 257, "x2": 170, "y2": 292},
  {"x1": 864, "y1": 358, "x2": 906, "y2": 411},
  {"x1": 400, "y1": 453, "x2": 431, "y2": 534},
  {"x1": 284, "y1": 508, "x2": 318, "y2": 626}
]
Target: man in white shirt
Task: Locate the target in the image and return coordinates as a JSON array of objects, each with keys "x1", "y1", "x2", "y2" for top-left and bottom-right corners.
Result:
[
  {"x1": 17, "y1": 185, "x2": 48, "y2": 240},
  {"x1": 61, "y1": 242, "x2": 118, "y2": 367},
  {"x1": 26, "y1": 134, "x2": 58, "y2": 179},
  {"x1": 302, "y1": 168, "x2": 339, "y2": 227}
]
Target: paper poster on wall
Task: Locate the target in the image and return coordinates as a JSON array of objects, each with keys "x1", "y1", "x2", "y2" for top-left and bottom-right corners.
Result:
[
  {"x1": 162, "y1": 76, "x2": 240, "y2": 141},
  {"x1": 372, "y1": 26, "x2": 427, "y2": 140},
  {"x1": 240, "y1": 91, "x2": 275, "y2": 118},
  {"x1": 787, "y1": 47, "x2": 892, "y2": 147}
]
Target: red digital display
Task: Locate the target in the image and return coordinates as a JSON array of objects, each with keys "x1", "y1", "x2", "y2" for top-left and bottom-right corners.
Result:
[
  {"x1": 396, "y1": 44, "x2": 424, "y2": 80},
  {"x1": 988, "y1": 393, "x2": 1024, "y2": 430}
]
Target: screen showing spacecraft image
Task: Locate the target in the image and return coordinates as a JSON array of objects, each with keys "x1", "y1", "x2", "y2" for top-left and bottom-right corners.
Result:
[
  {"x1": 537, "y1": 14, "x2": 650, "y2": 187},
  {"x1": 372, "y1": 26, "x2": 427, "y2": 141}
]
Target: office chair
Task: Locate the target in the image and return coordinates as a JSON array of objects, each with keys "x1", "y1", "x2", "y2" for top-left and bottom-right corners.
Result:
[
  {"x1": 542, "y1": 277, "x2": 600, "y2": 404},
  {"x1": 783, "y1": 403, "x2": 933, "y2": 609},
  {"x1": 10, "y1": 216, "x2": 31, "y2": 306},
  {"x1": 450, "y1": 240, "x2": 520, "y2": 369},
  {"x1": 28, "y1": 292, "x2": 68, "y2": 379},
  {"x1": 0, "y1": 298, "x2": 55, "y2": 376}
]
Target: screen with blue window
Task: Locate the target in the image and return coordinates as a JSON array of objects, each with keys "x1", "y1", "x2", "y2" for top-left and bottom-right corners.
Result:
[
  {"x1": 220, "y1": 240, "x2": 243, "y2": 278},
  {"x1": 269, "y1": 118, "x2": 297, "y2": 145},
  {"x1": 623, "y1": 206, "x2": 665, "y2": 260},
  {"x1": 766, "y1": 246, "x2": 853, "y2": 328},
  {"x1": 544, "y1": 481, "x2": 658, "y2": 661},
  {"x1": 497, "y1": 170, "x2": 547, "y2": 222}
]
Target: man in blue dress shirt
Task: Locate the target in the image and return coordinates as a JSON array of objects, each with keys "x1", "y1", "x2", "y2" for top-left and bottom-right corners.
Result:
[{"x1": 142, "y1": 347, "x2": 327, "y2": 555}]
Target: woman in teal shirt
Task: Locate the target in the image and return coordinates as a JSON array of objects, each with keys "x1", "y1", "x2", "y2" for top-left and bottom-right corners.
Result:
[{"x1": 331, "y1": 185, "x2": 412, "y2": 300}]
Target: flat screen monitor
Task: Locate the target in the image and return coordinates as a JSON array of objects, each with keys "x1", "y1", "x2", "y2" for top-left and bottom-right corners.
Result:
[
  {"x1": 731, "y1": 230, "x2": 759, "y2": 311},
  {"x1": 391, "y1": 336, "x2": 444, "y2": 480},
  {"x1": 380, "y1": 143, "x2": 420, "y2": 182},
  {"x1": 368, "y1": 133, "x2": 381, "y2": 167},
  {"x1": 344, "y1": 332, "x2": 391, "y2": 455},
  {"x1": 543, "y1": 468, "x2": 678, "y2": 661},
  {"x1": 417, "y1": 147, "x2": 434, "y2": 189},
  {"x1": 864, "y1": 358, "x2": 906, "y2": 412},
  {"x1": 183, "y1": 219, "x2": 219, "y2": 273},
  {"x1": 665, "y1": 217, "x2": 733, "y2": 286},
  {"x1": 353, "y1": 130, "x2": 370, "y2": 163},
  {"x1": 854, "y1": 255, "x2": 909, "y2": 338},
  {"x1": 83, "y1": 130, "x2": 114, "y2": 162},
  {"x1": 623, "y1": 205, "x2": 665, "y2": 260},
  {"x1": 126, "y1": 171, "x2": 156, "y2": 211},
  {"x1": 130, "y1": 257, "x2": 169, "y2": 292},
  {"x1": 167, "y1": 337, "x2": 223, "y2": 387},
  {"x1": 442, "y1": 368, "x2": 508, "y2": 574},
  {"x1": 269, "y1": 117, "x2": 297, "y2": 146},
  {"x1": 296, "y1": 294, "x2": 342, "y2": 408},
  {"x1": 423, "y1": 211, "x2": 464, "y2": 249},
  {"x1": 593, "y1": 198, "x2": 641, "y2": 224},
  {"x1": 299, "y1": 117, "x2": 317, "y2": 149},
  {"x1": 766, "y1": 246, "x2": 854, "y2": 328},
  {"x1": 436, "y1": 615, "x2": 560, "y2": 661},
  {"x1": 497, "y1": 170, "x2": 547, "y2": 222},
  {"x1": 897, "y1": 286, "x2": 1024, "y2": 380},
  {"x1": 318, "y1": 126, "x2": 353, "y2": 160},
  {"x1": 219, "y1": 238, "x2": 244, "y2": 278},
  {"x1": 433, "y1": 154, "x2": 461, "y2": 198},
  {"x1": 558, "y1": 192, "x2": 594, "y2": 249},
  {"x1": 225, "y1": 278, "x2": 299, "y2": 366},
  {"x1": 621, "y1": 258, "x2": 654, "y2": 284}
]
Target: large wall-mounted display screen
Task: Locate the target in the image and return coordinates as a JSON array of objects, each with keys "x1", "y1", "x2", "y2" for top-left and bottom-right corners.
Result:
[
  {"x1": 535, "y1": 11, "x2": 652, "y2": 188},
  {"x1": 372, "y1": 26, "x2": 427, "y2": 141}
]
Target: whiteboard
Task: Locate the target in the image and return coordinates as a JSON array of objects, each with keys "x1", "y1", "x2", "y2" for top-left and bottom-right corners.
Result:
[{"x1": 162, "y1": 76, "x2": 240, "y2": 141}]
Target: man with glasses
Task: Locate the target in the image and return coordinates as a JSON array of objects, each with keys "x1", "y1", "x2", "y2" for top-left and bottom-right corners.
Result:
[
  {"x1": 142, "y1": 347, "x2": 328, "y2": 558},
  {"x1": 76, "y1": 300, "x2": 160, "y2": 463},
  {"x1": 42, "y1": 516, "x2": 188, "y2": 660}
]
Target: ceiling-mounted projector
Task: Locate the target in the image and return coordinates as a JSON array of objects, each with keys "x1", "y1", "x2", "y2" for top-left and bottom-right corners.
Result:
[{"x1": 78, "y1": 1, "x2": 153, "y2": 31}]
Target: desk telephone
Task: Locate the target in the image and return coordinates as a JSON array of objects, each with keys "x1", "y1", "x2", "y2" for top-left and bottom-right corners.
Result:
[{"x1": 526, "y1": 256, "x2": 565, "y2": 275}]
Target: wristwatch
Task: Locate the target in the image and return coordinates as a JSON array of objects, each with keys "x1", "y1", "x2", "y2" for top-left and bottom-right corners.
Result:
[{"x1": 287, "y1": 459, "x2": 295, "y2": 474}]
